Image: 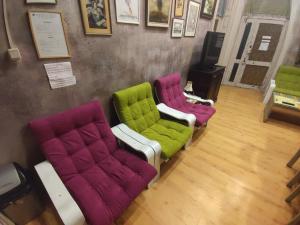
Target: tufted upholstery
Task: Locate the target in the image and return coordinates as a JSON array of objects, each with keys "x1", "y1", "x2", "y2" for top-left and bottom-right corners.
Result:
[
  {"x1": 113, "y1": 83, "x2": 192, "y2": 158},
  {"x1": 29, "y1": 101, "x2": 156, "y2": 225},
  {"x1": 113, "y1": 83, "x2": 160, "y2": 133},
  {"x1": 141, "y1": 119, "x2": 193, "y2": 158},
  {"x1": 275, "y1": 65, "x2": 300, "y2": 97},
  {"x1": 155, "y1": 73, "x2": 216, "y2": 126}
]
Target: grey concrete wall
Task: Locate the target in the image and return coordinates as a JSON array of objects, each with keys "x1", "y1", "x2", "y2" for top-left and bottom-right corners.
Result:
[{"x1": 0, "y1": 0, "x2": 212, "y2": 168}]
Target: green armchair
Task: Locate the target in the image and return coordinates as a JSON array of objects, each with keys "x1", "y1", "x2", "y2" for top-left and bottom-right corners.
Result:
[
  {"x1": 274, "y1": 65, "x2": 300, "y2": 97},
  {"x1": 263, "y1": 65, "x2": 300, "y2": 122},
  {"x1": 113, "y1": 82, "x2": 193, "y2": 159}
]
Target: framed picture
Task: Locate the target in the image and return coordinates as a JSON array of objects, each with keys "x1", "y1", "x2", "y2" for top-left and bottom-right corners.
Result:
[
  {"x1": 146, "y1": 0, "x2": 172, "y2": 28},
  {"x1": 184, "y1": 1, "x2": 200, "y2": 37},
  {"x1": 28, "y1": 11, "x2": 71, "y2": 59},
  {"x1": 171, "y1": 18, "x2": 184, "y2": 38},
  {"x1": 200, "y1": 0, "x2": 217, "y2": 19},
  {"x1": 79, "y1": 0, "x2": 112, "y2": 35},
  {"x1": 174, "y1": 0, "x2": 185, "y2": 17},
  {"x1": 26, "y1": 0, "x2": 56, "y2": 3},
  {"x1": 115, "y1": 0, "x2": 140, "y2": 24}
]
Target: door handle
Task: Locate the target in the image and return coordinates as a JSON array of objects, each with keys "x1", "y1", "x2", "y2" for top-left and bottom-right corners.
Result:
[{"x1": 241, "y1": 58, "x2": 246, "y2": 65}]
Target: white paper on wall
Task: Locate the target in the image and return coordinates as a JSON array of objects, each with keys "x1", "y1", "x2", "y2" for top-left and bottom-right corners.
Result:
[
  {"x1": 258, "y1": 35, "x2": 272, "y2": 51},
  {"x1": 44, "y1": 62, "x2": 76, "y2": 89},
  {"x1": 262, "y1": 36, "x2": 272, "y2": 40},
  {"x1": 259, "y1": 42, "x2": 270, "y2": 51}
]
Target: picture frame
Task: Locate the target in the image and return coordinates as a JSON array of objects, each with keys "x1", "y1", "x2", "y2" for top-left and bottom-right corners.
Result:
[
  {"x1": 171, "y1": 18, "x2": 184, "y2": 38},
  {"x1": 28, "y1": 11, "x2": 71, "y2": 59},
  {"x1": 115, "y1": 0, "x2": 140, "y2": 24},
  {"x1": 146, "y1": 0, "x2": 172, "y2": 28},
  {"x1": 79, "y1": 0, "x2": 112, "y2": 35},
  {"x1": 174, "y1": 0, "x2": 185, "y2": 17},
  {"x1": 26, "y1": 0, "x2": 57, "y2": 3},
  {"x1": 184, "y1": 1, "x2": 200, "y2": 37},
  {"x1": 200, "y1": 0, "x2": 217, "y2": 19}
]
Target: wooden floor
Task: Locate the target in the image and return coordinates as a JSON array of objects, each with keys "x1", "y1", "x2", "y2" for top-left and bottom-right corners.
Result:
[{"x1": 27, "y1": 86, "x2": 300, "y2": 225}]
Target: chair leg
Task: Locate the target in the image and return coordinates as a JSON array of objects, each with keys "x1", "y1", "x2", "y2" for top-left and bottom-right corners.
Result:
[
  {"x1": 184, "y1": 137, "x2": 192, "y2": 149},
  {"x1": 263, "y1": 96, "x2": 273, "y2": 122},
  {"x1": 287, "y1": 171, "x2": 300, "y2": 188},
  {"x1": 287, "y1": 149, "x2": 300, "y2": 168},
  {"x1": 288, "y1": 212, "x2": 300, "y2": 225},
  {"x1": 286, "y1": 185, "x2": 300, "y2": 203}
]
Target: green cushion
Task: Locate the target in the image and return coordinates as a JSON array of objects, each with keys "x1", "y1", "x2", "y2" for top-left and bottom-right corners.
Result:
[
  {"x1": 113, "y1": 82, "x2": 160, "y2": 133},
  {"x1": 274, "y1": 65, "x2": 300, "y2": 97},
  {"x1": 113, "y1": 82, "x2": 192, "y2": 158},
  {"x1": 141, "y1": 119, "x2": 192, "y2": 158}
]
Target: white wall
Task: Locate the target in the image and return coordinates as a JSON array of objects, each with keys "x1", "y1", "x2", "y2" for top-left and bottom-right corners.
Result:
[
  {"x1": 275, "y1": 0, "x2": 300, "y2": 66},
  {"x1": 216, "y1": 0, "x2": 300, "y2": 95},
  {"x1": 216, "y1": 0, "x2": 247, "y2": 67},
  {"x1": 261, "y1": 0, "x2": 300, "y2": 92}
]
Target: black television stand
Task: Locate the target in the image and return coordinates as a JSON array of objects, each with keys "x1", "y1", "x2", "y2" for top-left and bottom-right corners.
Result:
[{"x1": 187, "y1": 64, "x2": 225, "y2": 102}]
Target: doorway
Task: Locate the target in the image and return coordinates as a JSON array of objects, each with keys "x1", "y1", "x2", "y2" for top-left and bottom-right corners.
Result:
[{"x1": 224, "y1": 17, "x2": 287, "y2": 89}]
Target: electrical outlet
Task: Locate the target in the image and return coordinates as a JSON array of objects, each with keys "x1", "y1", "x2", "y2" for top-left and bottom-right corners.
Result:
[{"x1": 8, "y1": 48, "x2": 21, "y2": 61}]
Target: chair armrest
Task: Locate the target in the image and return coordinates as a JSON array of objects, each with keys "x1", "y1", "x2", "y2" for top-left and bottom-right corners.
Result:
[
  {"x1": 35, "y1": 161, "x2": 87, "y2": 225},
  {"x1": 0, "y1": 213, "x2": 15, "y2": 225},
  {"x1": 263, "y1": 79, "x2": 276, "y2": 105},
  {"x1": 112, "y1": 124, "x2": 161, "y2": 181},
  {"x1": 156, "y1": 103, "x2": 196, "y2": 128},
  {"x1": 183, "y1": 92, "x2": 215, "y2": 106}
]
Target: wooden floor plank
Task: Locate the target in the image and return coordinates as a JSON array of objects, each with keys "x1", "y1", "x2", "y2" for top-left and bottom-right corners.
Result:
[{"x1": 26, "y1": 86, "x2": 300, "y2": 225}]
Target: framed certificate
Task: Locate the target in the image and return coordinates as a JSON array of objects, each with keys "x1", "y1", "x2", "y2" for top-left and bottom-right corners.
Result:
[
  {"x1": 28, "y1": 11, "x2": 71, "y2": 59},
  {"x1": 26, "y1": 0, "x2": 57, "y2": 4}
]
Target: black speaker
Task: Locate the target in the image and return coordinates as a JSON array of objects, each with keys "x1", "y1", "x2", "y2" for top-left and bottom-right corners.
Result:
[{"x1": 200, "y1": 31, "x2": 225, "y2": 69}]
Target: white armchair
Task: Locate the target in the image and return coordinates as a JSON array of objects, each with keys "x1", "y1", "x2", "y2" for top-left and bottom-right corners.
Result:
[
  {"x1": 263, "y1": 79, "x2": 276, "y2": 105},
  {"x1": 35, "y1": 162, "x2": 87, "y2": 225},
  {"x1": 183, "y1": 92, "x2": 215, "y2": 106}
]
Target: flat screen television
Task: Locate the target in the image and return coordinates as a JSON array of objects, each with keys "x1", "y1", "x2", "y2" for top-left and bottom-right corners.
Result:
[{"x1": 199, "y1": 31, "x2": 225, "y2": 69}]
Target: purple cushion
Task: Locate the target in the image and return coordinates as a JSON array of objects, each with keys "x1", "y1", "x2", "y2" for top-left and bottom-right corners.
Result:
[
  {"x1": 155, "y1": 73, "x2": 216, "y2": 126},
  {"x1": 29, "y1": 101, "x2": 156, "y2": 225}
]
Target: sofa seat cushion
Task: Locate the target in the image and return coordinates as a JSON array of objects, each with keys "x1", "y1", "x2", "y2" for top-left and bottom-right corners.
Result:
[
  {"x1": 274, "y1": 88, "x2": 300, "y2": 97},
  {"x1": 177, "y1": 102, "x2": 216, "y2": 126},
  {"x1": 141, "y1": 119, "x2": 193, "y2": 158},
  {"x1": 64, "y1": 148, "x2": 156, "y2": 225},
  {"x1": 29, "y1": 101, "x2": 156, "y2": 225}
]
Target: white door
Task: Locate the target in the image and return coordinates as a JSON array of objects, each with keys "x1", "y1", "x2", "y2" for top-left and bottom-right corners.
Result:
[{"x1": 224, "y1": 17, "x2": 287, "y2": 89}]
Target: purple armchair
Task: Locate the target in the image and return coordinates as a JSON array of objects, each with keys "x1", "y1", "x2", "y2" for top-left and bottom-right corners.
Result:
[
  {"x1": 29, "y1": 101, "x2": 156, "y2": 225},
  {"x1": 155, "y1": 73, "x2": 216, "y2": 127}
]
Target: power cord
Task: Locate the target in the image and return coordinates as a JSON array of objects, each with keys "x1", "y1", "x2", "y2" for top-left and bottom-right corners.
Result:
[{"x1": 2, "y1": 0, "x2": 21, "y2": 61}]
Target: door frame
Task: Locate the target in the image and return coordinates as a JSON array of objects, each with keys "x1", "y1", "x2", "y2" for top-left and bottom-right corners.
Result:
[{"x1": 223, "y1": 15, "x2": 288, "y2": 90}]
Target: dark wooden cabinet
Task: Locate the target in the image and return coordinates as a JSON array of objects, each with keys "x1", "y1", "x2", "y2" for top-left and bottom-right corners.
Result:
[{"x1": 187, "y1": 65, "x2": 225, "y2": 102}]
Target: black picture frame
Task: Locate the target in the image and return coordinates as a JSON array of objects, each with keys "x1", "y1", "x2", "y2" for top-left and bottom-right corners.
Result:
[{"x1": 200, "y1": 0, "x2": 217, "y2": 19}]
